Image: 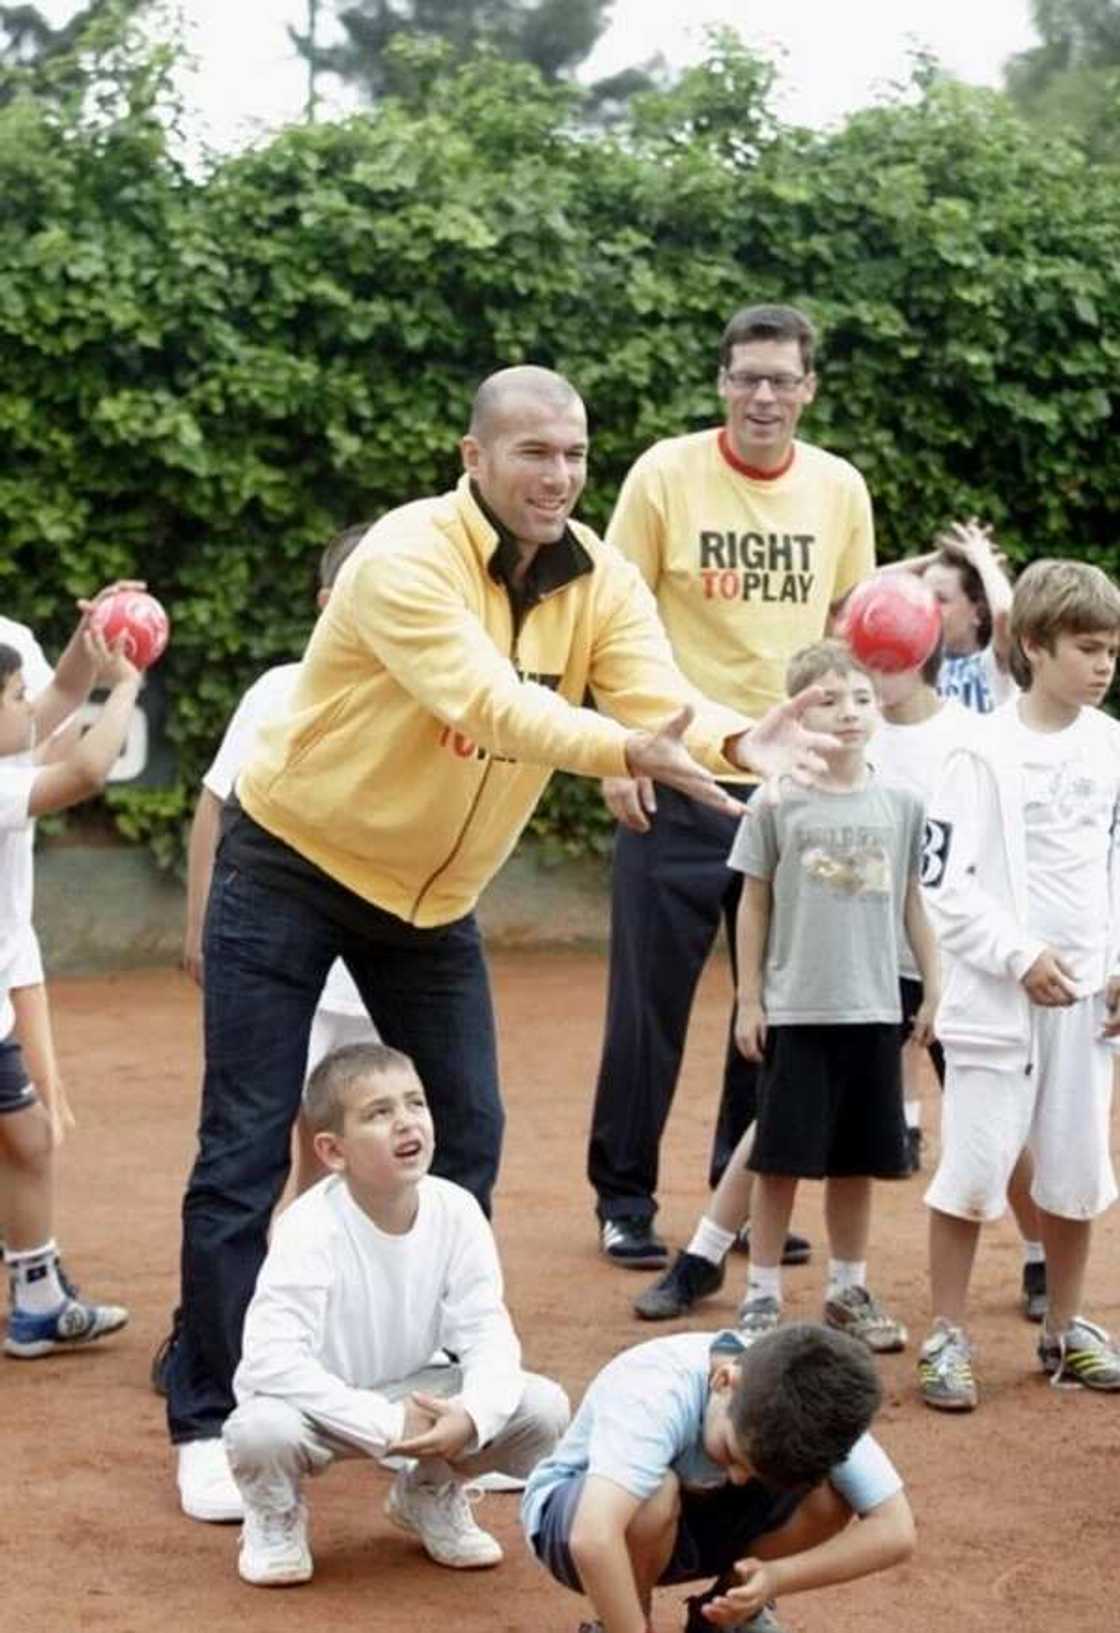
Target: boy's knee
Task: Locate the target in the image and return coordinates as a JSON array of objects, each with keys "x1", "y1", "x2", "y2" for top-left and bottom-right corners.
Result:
[
  {"x1": 224, "y1": 1397, "x2": 306, "y2": 1474},
  {"x1": 629, "y1": 1471, "x2": 680, "y2": 1547},
  {"x1": 524, "y1": 1374, "x2": 571, "y2": 1443}
]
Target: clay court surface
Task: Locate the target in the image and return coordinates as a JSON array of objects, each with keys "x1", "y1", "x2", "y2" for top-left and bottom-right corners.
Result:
[{"x1": 8, "y1": 950, "x2": 1120, "y2": 1633}]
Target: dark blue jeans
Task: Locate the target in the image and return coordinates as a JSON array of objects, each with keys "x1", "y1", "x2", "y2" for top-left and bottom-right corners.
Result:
[
  {"x1": 167, "y1": 859, "x2": 503, "y2": 1444},
  {"x1": 587, "y1": 785, "x2": 757, "y2": 1223}
]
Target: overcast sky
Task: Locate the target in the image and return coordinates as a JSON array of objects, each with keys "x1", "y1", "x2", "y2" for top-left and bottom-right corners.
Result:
[{"x1": 39, "y1": 1, "x2": 1040, "y2": 151}]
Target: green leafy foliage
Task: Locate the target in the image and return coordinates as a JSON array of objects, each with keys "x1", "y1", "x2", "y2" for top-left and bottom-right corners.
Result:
[{"x1": 4, "y1": 32, "x2": 1120, "y2": 870}]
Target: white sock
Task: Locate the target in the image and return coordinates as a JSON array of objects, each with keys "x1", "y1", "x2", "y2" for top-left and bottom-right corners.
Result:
[
  {"x1": 827, "y1": 1259, "x2": 867, "y2": 1297},
  {"x1": 904, "y1": 1100, "x2": 921, "y2": 1129},
  {"x1": 5, "y1": 1240, "x2": 65, "y2": 1313},
  {"x1": 687, "y1": 1216, "x2": 737, "y2": 1267},
  {"x1": 746, "y1": 1264, "x2": 782, "y2": 1303},
  {"x1": 1022, "y1": 1240, "x2": 1045, "y2": 1266}
]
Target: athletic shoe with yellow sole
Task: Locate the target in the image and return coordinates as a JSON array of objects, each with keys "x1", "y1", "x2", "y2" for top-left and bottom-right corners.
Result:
[
  {"x1": 918, "y1": 1320, "x2": 978, "y2": 1412},
  {"x1": 1038, "y1": 1317, "x2": 1120, "y2": 1391}
]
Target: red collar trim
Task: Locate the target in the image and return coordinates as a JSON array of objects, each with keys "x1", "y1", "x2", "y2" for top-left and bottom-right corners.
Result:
[{"x1": 717, "y1": 428, "x2": 795, "y2": 481}]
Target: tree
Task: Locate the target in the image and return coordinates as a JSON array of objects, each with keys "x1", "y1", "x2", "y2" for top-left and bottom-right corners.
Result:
[
  {"x1": 1005, "y1": 0, "x2": 1120, "y2": 158},
  {"x1": 0, "y1": 0, "x2": 150, "y2": 106},
  {"x1": 289, "y1": 0, "x2": 653, "y2": 109}
]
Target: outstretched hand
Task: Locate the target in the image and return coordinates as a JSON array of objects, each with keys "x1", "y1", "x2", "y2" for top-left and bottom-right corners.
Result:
[
  {"x1": 624, "y1": 708, "x2": 746, "y2": 820},
  {"x1": 727, "y1": 686, "x2": 839, "y2": 785}
]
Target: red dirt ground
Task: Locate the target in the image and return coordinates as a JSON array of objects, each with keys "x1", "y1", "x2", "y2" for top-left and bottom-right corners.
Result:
[{"x1": 7, "y1": 951, "x2": 1120, "y2": 1633}]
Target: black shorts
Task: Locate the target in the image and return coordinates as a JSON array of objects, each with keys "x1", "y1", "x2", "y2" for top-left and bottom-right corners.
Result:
[
  {"x1": 0, "y1": 1034, "x2": 35, "y2": 1115},
  {"x1": 531, "y1": 1471, "x2": 804, "y2": 1593},
  {"x1": 899, "y1": 978, "x2": 945, "y2": 1086},
  {"x1": 748, "y1": 1023, "x2": 909, "y2": 1180}
]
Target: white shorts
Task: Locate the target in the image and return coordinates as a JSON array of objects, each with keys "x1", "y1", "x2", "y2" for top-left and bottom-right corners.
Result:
[
  {"x1": 304, "y1": 1005, "x2": 379, "y2": 1083},
  {"x1": 925, "y1": 996, "x2": 1117, "y2": 1223},
  {"x1": 9, "y1": 926, "x2": 43, "y2": 990}
]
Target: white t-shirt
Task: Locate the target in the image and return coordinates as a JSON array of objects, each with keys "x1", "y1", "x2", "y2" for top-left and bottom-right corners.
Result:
[
  {"x1": 1009, "y1": 707, "x2": 1120, "y2": 997},
  {"x1": 0, "y1": 765, "x2": 40, "y2": 1034},
  {"x1": 0, "y1": 618, "x2": 54, "y2": 1013},
  {"x1": 233, "y1": 1173, "x2": 524, "y2": 1455},
  {"x1": 205, "y1": 664, "x2": 367, "y2": 1019},
  {"x1": 870, "y1": 700, "x2": 977, "y2": 980}
]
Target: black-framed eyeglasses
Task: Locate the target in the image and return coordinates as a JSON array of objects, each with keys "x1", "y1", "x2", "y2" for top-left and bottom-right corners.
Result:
[{"x1": 722, "y1": 370, "x2": 805, "y2": 398}]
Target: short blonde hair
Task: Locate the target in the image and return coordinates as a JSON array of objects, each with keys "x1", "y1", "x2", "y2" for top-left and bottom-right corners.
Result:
[
  {"x1": 786, "y1": 638, "x2": 871, "y2": 696},
  {"x1": 302, "y1": 1042, "x2": 417, "y2": 1134},
  {"x1": 1009, "y1": 559, "x2": 1120, "y2": 689}
]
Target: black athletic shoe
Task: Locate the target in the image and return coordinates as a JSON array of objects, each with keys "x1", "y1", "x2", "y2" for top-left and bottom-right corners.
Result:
[
  {"x1": 1021, "y1": 1260, "x2": 1048, "y2": 1324},
  {"x1": 150, "y1": 1306, "x2": 183, "y2": 1396},
  {"x1": 734, "y1": 1227, "x2": 812, "y2": 1267},
  {"x1": 633, "y1": 1250, "x2": 725, "y2": 1320},
  {"x1": 906, "y1": 1126, "x2": 924, "y2": 1175},
  {"x1": 599, "y1": 1216, "x2": 669, "y2": 1270}
]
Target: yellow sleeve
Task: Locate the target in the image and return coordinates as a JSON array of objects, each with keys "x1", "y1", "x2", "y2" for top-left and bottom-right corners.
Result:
[
  {"x1": 831, "y1": 471, "x2": 876, "y2": 604},
  {"x1": 604, "y1": 451, "x2": 666, "y2": 592},
  {"x1": 345, "y1": 547, "x2": 631, "y2": 779}
]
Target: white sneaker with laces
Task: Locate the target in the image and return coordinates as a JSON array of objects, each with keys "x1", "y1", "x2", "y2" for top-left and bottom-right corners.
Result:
[
  {"x1": 238, "y1": 1499, "x2": 313, "y2": 1587},
  {"x1": 177, "y1": 1438, "x2": 245, "y2": 1523},
  {"x1": 386, "y1": 1471, "x2": 503, "y2": 1568}
]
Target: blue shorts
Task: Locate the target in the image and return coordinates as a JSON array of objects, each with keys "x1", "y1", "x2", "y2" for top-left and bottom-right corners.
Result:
[
  {"x1": 0, "y1": 1034, "x2": 34, "y2": 1115},
  {"x1": 530, "y1": 1471, "x2": 805, "y2": 1592}
]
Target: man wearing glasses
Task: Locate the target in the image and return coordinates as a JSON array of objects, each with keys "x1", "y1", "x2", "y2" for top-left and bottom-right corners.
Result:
[{"x1": 589, "y1": 304, "x2": 876, "y2": 1281}]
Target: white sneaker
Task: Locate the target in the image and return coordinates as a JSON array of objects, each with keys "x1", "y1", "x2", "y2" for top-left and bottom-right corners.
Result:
[
  {"x1": 177, "y1": 1438, "x2": 245, "y2": 1523},
  {"x1": 471, "y1": 1470, "x2": 526, "y2": 1493},
  {"x1": 386, "y1": 1471, "x2": 503, "y2": 1568},
  {"x1": 238, "y1": 1499, "x2": 313, "y2": 1587}
]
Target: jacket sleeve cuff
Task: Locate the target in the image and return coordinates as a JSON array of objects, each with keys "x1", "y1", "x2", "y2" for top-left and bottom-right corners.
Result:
[{"x1": 1007, "y1": 941, "x2": 1047, "y2": 982}]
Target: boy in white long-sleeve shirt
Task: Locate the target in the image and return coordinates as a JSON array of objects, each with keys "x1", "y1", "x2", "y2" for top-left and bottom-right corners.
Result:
[
  {"x1": 919, "y1": 559, "x2": 1120, "y2": 1410},
  {"x1": 223, "y1": 1040, "x2": 569, "y2": 1588}
]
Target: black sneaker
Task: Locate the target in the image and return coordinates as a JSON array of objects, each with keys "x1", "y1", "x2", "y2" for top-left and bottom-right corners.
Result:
[
  {"x1": 633, "y1": 1250, "x2": 724, "y2": 1320},
  {"x1": 733, "y1": 1228, "x2": 811, "y2": 1267},
  {"x1": 1021, "y1": 1260, "x2": 1048, "y2": 1324},
  {"x1": 599, "y1": 1217, "x2": 668, "y2": 1270},
  {"x1": 150, "y1": 1306, "x2": 182, "y2": 1396},
  {"x1": 906, "y1": 1126, "x2": 923, "y2": 1175}
]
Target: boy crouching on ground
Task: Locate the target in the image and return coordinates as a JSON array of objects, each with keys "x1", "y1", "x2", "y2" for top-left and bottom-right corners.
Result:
[
  {"x1": 521, "y1": 1323, "x2": 914, "y2": 1633},
  {"x1": 223, "y1": 1041, "x2": 569, "y2": 1587}
]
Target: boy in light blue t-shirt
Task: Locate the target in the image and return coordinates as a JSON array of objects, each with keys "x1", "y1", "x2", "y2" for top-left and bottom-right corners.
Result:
[{"x1": 521, "y1": 1323, "x2": 914, "y2": 1633}]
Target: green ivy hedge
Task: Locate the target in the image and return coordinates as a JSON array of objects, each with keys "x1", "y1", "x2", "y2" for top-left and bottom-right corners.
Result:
[{"x1": 3, "y1": 35, "x2": 1119, "y2": 869}]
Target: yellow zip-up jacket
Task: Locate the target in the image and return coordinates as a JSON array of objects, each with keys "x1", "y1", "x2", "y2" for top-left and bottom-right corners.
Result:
[{"x1": 239, "y1": 476, "x2": 751, "y2": 927}]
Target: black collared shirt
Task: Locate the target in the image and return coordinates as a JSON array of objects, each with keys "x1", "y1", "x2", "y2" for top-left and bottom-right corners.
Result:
[{"x1": 473, "y1": 481, "x2": 592, "y2": 635}]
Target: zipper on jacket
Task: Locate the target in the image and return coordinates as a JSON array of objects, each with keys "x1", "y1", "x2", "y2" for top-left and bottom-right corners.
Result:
[{"x1": 408, "y1": 586, "x2": 526, "y2": 924}]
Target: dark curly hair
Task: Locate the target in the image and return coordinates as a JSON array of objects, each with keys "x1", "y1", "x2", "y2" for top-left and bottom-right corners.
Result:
[{"x1": 727, "y1": 1324, "x2": 882, "y2": 1492}]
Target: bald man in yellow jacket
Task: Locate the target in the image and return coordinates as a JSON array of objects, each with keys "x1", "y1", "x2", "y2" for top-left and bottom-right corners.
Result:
[{"x1": 165, "y1": 365, "x2": 839, "y2": 1526}]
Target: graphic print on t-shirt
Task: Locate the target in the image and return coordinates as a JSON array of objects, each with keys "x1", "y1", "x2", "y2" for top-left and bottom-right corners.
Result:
[
  {"x1": 798, "y1": 825, "x2": 891, "y2": 896},
  {"x1": 696, "y1": 529, "x2": 816, "y2": 604}
]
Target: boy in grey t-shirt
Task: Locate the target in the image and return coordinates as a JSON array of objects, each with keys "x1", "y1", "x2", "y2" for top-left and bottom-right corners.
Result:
[{"x1": 730, "y1": 640, "x2": 938, "y2": 1352}]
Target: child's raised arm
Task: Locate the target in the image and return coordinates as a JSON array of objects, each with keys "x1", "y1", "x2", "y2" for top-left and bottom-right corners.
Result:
[{"x1": 28, "y1": 635, "x2": 140, "y2": 818}]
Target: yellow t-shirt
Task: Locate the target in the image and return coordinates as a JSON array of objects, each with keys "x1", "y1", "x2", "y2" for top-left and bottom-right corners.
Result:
[{"x1": 607, "y1": 429, "x2": 875, "y2": 729}]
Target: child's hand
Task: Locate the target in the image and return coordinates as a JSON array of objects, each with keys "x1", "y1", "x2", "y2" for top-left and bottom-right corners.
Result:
[
  {"x1": 1021, "y1": 949, "x2": 1078, "y2": 1007},
  {"x1": 700, "y1": 1557, "x2": 779, "y2": 1624},
  {"x1": 941, "y1": 518, "x2": 997, "y2": 564},
  {"x1": 47, "y1": 1081, "x2": 77, "y2": 1146},
  {"x1": 86, "y1": 628, "x2": 140, "y2": 689},
  {"x1": 391, "y1": 1392, "x2": 476, "y2": 1460},
  {"x1": 910, "y1": 994, "x2": 939, "y2": 1048},
  {"x1": 1101, "y1": 975, "x2": 1120, "y2": 1038},
  {"x1": 734, "y1": 1000, "x2": 767, "y2": 1062}
]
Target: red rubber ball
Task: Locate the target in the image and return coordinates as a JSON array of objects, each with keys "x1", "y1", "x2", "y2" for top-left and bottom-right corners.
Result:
[
  {"x1": 90, "y1": 590, "x2": 170, "y2": 671},
  {"x1": 841, "y1": 575, "x2": 941, "y2": 674}
]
